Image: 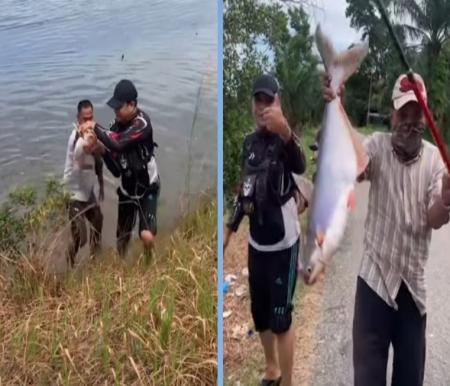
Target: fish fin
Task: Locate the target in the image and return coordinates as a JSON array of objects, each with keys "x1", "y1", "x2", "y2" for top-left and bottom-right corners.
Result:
[
  {"x1": 339, "y1": 103, "x2": 369, "y2": 176},
  {"x1": 333, "y1": 43, "x2": 369, "y2": 85},
  {"x1": 315, "y1": 24, "x2": 369, "y2": 89},
  {"x1": 351, "y1": 128, "x2": 369, "y2": 176},
  {"x1": 315, "y1": 231, "x2": 325, "y2": 248},
  {"x1": 347, "y1": 189, "x2": 356, "y2": 210},
  {"x1": 348, "y1": 123, "x2": 368, "y2": 175}
]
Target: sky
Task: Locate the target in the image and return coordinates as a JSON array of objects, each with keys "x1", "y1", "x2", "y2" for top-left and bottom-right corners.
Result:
[
  {"x1": 305, "y1": 0, "x2": 363, "y2": 50},
  {"x1": 253, "y1": 0, "x2": 364, "y2": 63}
]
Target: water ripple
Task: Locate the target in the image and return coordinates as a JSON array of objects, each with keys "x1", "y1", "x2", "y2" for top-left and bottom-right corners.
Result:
[{"x1": 0, "y1": 0, "x2": 217, "y2": 227}]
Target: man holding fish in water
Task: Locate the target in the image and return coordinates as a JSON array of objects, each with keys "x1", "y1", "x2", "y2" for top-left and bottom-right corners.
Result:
[
  {"x1": 63, "y1": 100, "x2": 104, "y2": 268},
  {"x1": 310, "y1": 24, "x2": 450, "y2": 386},
  {"x1": 224, "y1": 74, "x2": 306, "y2": 386},
  {"x1": 78, "y1": 80, "x2": 160, "y2": 258}
]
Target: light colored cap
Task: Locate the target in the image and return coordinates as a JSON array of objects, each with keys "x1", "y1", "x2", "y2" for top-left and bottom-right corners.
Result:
[{"x1": 392, "y1": 73, "x2": 427, "y2": 110}]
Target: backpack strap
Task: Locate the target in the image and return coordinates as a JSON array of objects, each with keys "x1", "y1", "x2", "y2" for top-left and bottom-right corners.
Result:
[
  {"x1": 94, "y1": 155, "x2": 103, "y2": 176},
  {"x1": 72, "y1": 131, "x2": 80, "y2": 151}
]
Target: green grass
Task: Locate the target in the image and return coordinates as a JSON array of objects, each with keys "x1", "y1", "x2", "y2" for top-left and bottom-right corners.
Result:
[{"x1": 0, "y1": 199, "x2": 217, "y2": 385}]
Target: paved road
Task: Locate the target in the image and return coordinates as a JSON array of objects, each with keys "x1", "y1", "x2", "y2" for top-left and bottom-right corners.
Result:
[{"x1": 311, "y1": 182, "x2": 450, "y2": 386}]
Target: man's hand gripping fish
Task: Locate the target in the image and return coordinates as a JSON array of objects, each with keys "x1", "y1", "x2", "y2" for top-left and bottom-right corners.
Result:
[{"x1": 304, "y1": 25, "x2": 369, "y2": 284}]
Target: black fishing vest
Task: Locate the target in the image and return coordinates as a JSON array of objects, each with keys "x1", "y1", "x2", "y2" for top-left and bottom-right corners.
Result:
[{"x1": 240, "y1": 131, "x2": 295, "y2": 224}]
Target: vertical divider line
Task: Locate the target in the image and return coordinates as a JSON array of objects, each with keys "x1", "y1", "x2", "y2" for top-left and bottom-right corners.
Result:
[{"x1": 217, "y1": 0, "x2": 224, "y2": 384}]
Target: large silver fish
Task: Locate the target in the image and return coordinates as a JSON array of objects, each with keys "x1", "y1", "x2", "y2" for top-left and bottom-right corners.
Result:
[{"x1": 304, "y1": 25, "x2": 369, "y2": 284}]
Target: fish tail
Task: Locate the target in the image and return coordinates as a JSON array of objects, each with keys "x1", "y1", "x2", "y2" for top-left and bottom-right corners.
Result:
[
  {"x1": 314, "y1": 24, "x2": 336, "y2": 73},
  {"x1": 315, "y1": 24, "x2": 369, "y2": 90}
]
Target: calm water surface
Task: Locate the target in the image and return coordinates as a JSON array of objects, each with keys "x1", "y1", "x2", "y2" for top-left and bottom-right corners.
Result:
[{"x1": 0, "y1": 0, "x2": 217, "y2": 242}]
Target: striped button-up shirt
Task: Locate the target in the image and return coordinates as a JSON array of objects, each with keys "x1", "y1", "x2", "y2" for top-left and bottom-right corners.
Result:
[{"x1": 359, "y1": 132, "x2": 446, "y2": 315}]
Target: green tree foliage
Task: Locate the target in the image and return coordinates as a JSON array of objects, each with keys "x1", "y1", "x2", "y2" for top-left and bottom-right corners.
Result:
[
  {"x1": 345, "y1": 0, "x2": 410, "y2": 116},
  {"x1": 393, "y1": 0, "x2": 450, "y2": 64},
  {"x1": 224, "y1": 1, "x2": 319, "y2": 196},
  {"x1": 346, "y1": 0, "x2": 450, "y2": 136},
  {"x1": 0, "y1": 179, "x2": 68, "y2": 254},
  {"x1": 274, "y1": 8, "x2": 321, "y2": 133},
  {"x1": 224, "y1": 0, "x2": 450, "y2": 198},
  {"x1": 427, "y1": 47, "x2": 450, "y2": 140},
  {"x1": 393, "y1": 0, "x2": 450, "y2": 139}
]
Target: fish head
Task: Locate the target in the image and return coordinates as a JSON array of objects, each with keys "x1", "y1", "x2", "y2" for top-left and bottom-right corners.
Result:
[
  {"x1": 303, "y1": 241, "x2": 325, "y2": 285},
  {"x1": 304, "y1": 229, "x2": 331, "y2": 284},
  {"x1": 304, "y1": 230, "x2": 340, "y2": 284}
]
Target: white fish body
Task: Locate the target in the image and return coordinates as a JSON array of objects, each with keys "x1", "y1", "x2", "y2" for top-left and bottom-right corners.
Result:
[{"x1": 304, "y1": 25, "x2": 369, "y2": 283}]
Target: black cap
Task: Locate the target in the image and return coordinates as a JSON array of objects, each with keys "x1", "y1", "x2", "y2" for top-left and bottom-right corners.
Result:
[
  {"x1": 252, "y1": 74, "x2": 279, "y2": 98},
  {"x1": 107, "y1": 79, "x2": 138, "y2": 109}
]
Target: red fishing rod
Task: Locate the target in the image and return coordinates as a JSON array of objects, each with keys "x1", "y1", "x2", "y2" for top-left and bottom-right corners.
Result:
[{"x1": 373, "y1": 0, "x2": 450, "y2": 172}]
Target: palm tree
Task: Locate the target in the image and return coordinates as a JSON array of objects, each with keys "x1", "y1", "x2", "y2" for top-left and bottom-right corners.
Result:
[
  {"x1": 393, "y1": 0, "x2": 450, "y2": 64},
  {"x1": 393, "y1": 0, "x2": 450, "y2": 134}
]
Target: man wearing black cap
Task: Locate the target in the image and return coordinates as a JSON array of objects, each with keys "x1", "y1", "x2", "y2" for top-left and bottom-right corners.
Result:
[
  {"x1": 224, "y1": 74, "x2": 306, "y2": 386},
  {"x1": 79, "y1": 79, "x2": 160, "y2": 257}
]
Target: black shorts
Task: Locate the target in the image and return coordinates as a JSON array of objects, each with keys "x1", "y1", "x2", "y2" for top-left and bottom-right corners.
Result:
[
  {"x1": 248, "y1": 239, "x2": 299, "y2": 334},
  {"x1": 117, "y1": 187, "x2": 159, "y2": 239}
]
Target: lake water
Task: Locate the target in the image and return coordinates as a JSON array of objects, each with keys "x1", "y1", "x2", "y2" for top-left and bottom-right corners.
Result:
[{"x1": 0, "y1": 0, "x2": 217, "y2": 244}]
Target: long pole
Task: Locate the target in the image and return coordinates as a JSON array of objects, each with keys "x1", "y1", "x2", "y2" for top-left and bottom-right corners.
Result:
[
  {"x1": 366, "y1": 72, "x2": 373, "y2": 127},
  {"x1": 373, "y1": 0, "x2": 450, "y2": 172}
]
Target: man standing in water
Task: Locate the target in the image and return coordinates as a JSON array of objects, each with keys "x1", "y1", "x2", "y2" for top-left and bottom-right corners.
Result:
[
  {"x1": 224, "y1": 74, "x2": 306, "y2": 386},
  {"x1": 63, "y1": 100, "x2": 104, "y2": 268},
  {"x1": 322, "y1": 73, "x2": 450, "y2": 386},
  {"x1": 79, "y1": 80, "x2": 160, "y2": 257}
]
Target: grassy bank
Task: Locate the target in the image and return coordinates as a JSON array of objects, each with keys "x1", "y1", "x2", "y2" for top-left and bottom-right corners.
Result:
[{"x1": 0, "y1": 193, "x2": 217, "y2": 385}]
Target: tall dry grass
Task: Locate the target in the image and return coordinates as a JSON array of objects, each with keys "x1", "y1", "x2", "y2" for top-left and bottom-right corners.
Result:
[{"x1": 0, "y1": 199, "x2": 217, "y2": 385}]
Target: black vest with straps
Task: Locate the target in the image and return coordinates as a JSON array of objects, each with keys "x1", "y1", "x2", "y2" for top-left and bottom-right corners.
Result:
[{"x1": 240, "y1": 131, "x2": 295, "y2": 224}]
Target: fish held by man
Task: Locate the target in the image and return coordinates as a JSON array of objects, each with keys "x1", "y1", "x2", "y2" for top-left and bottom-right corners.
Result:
[{"x1": 303, "y1": 25, "x2": 369, "y2": 284}]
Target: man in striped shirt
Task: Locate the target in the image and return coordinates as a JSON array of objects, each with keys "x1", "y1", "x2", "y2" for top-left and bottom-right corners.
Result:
[{"x1": 323, "y1": 73, "x2": 450, "y2": 386}]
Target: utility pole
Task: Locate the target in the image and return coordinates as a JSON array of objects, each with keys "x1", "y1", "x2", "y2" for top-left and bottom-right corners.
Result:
[{"x1": 366, "y1": 71, "x2": 373, "y2": 127}]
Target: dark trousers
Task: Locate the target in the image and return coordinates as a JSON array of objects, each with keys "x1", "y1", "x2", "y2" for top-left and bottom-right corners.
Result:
[
  {"x1": 116, "y1": 188, "x2": 159, "y2": 257},
  {"x1": 66, "y1": 200, "x2": 103, "y2": 268},
  {"x1": 353, "y1": 277, "x2": 426, "y2": 386}
]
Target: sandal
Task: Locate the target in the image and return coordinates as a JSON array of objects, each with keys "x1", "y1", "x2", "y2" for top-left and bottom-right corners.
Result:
[{"x1": 260, "y1": 376, "x2": 282, "y2": 386}]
